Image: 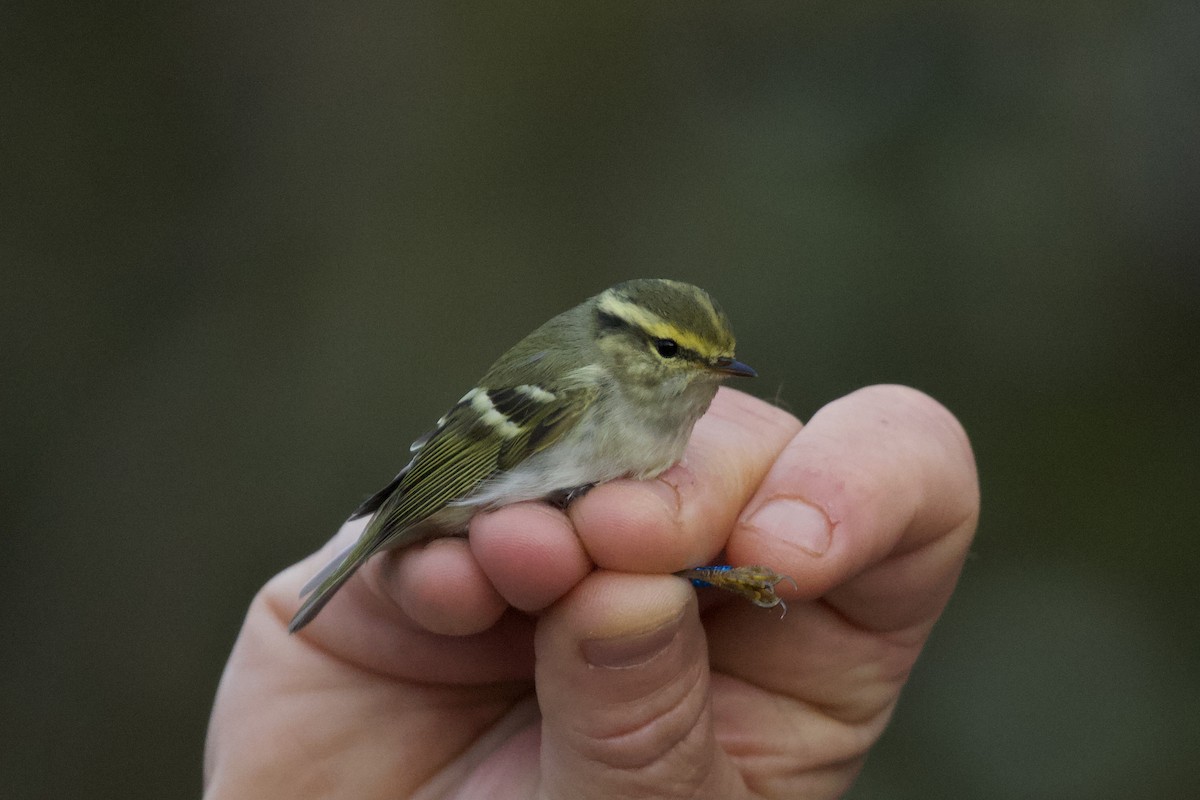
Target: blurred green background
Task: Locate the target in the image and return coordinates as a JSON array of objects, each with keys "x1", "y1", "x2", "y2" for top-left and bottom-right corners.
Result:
[{"x1": 4, "y1": 3, "x2": 1198, "y2": 798}]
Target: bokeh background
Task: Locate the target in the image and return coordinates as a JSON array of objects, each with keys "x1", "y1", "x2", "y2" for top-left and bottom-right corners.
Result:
[{"x1": 4, "y1": 3, "x2": 1198, "y2": 798}]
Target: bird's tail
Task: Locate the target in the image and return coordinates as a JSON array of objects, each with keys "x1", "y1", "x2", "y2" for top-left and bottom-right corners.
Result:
[{"x1": 288, "y1": 536, "x2": 377, "y2": 633}]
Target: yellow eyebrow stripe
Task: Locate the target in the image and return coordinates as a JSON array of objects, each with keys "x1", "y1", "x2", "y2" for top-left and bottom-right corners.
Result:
[{"x1": 597, "y1": 292, "x2": 721, "y2": 357}]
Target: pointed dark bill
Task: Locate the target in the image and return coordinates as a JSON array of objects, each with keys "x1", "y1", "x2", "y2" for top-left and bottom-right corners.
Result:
[{"x1": 712, "y1": 357, "x2": 757, "y2": 378}]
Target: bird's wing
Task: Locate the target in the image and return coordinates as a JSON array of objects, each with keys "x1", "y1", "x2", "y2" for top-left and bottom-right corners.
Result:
[
  {"x1": 344, "y1": 379, "x2": 584, "y2": 522},
  {"x1": 289, "y1": 382, "x2": 594, "y2": 632},
  {"x1": 370, "y1": 383, "x2": 595, "y2": 545}
]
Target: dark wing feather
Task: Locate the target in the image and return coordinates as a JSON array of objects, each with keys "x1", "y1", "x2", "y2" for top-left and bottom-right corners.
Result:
[
  {"x1": 497, "y1": 388, "x2": 590, "y2": 469},
  {"x1": 347, "y1": 461, "x2": 413, "y2": 521}
]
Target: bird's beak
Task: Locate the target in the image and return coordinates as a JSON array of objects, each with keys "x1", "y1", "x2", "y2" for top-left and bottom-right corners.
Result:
[{"x1": 712, "y1": 357, "x2": 757, "y2": 378}]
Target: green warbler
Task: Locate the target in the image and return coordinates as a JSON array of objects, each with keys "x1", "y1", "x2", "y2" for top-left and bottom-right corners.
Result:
[{"x1": 290, "y1": 278, "x2": 789, "y2": 633}]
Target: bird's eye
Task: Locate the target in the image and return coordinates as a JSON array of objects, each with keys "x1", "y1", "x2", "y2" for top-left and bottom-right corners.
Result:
[{"x1": 654, "y1": 338, "x2": 680, "y2": 358}]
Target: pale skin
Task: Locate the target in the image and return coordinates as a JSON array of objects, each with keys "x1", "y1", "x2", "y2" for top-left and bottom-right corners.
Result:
[{"x1": 205, "y1": 385, "x2": 979, "y2": 799}]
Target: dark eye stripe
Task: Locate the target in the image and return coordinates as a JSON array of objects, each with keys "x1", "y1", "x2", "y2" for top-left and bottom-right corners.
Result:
[{"x1": 596, "y1": 309, "x2": 635, "y2": 335}]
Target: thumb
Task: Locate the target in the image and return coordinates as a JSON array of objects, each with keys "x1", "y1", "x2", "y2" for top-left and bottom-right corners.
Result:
[{"x1": 534, "y1": 572, "x2": 744, "y2": 799}]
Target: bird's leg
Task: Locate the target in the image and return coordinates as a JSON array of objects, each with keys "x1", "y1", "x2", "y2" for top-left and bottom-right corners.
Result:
[
  {"x1": 545, "y1": 483, "x2": 597, "y2": 510},
  {"x1": 677, "y1": 565, "x2": 798, "y2": 617}
]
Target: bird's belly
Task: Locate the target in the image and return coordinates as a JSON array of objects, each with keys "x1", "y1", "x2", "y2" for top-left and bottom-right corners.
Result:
[{"x1": 458, "y1": 393, "x2": 705, "y2": 510}]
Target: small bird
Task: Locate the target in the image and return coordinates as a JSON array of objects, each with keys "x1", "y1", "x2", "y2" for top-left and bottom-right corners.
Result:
[{"x1": 290, "y1": 278, "x2": 768, "y2": 633}]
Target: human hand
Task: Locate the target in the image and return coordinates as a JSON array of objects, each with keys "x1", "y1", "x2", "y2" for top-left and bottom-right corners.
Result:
[{"x1": 204, "y1": 385, "x2": 978, "y2": 799}]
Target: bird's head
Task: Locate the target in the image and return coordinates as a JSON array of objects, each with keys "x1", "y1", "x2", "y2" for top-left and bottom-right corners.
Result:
[{"x1": 591, "y1": 278, "x2": 756, "y2": 399}]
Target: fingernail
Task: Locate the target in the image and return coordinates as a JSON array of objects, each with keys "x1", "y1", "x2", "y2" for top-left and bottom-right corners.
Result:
[
  {"x1": 744, "y1": 498, "x2": 832, "y2": 556},
  {"x1": 581, "y1": 613, "x2": 683, "y2": 669}
]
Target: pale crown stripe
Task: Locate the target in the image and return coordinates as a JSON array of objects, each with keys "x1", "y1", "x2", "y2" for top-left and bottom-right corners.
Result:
[{"x1": 597, "y1": 292, "x2": 669, "y2": 333}]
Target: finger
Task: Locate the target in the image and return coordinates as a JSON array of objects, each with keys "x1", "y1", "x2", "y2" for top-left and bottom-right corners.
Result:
[
  {"x1": 694, "y1": 386, "x2": 978, "y2": 789},
  {"x1": 535, "y1": 572, "x2": 745, "y2": 800},
  {"x1": 470, "y1": 501, "x2": 593, "y2": 612},
  {"x1": 284, "y1": 519, "x2": 508, "y2": 639},
  {"x1": 728, "y1": 383, "x2": 980, "y2": 633},
  {"x1": 569, "y1": 387, "x2": 802, "y2": 573},
  {"x1": 381, "y1": 538, "x2": 509, "y2": 636},
  {"x1": 272, "y1": 519, "x2": 534, "y2": 682},
  {"x1": 216, "y1": 561, "x2": 535, "y2": 797}
]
